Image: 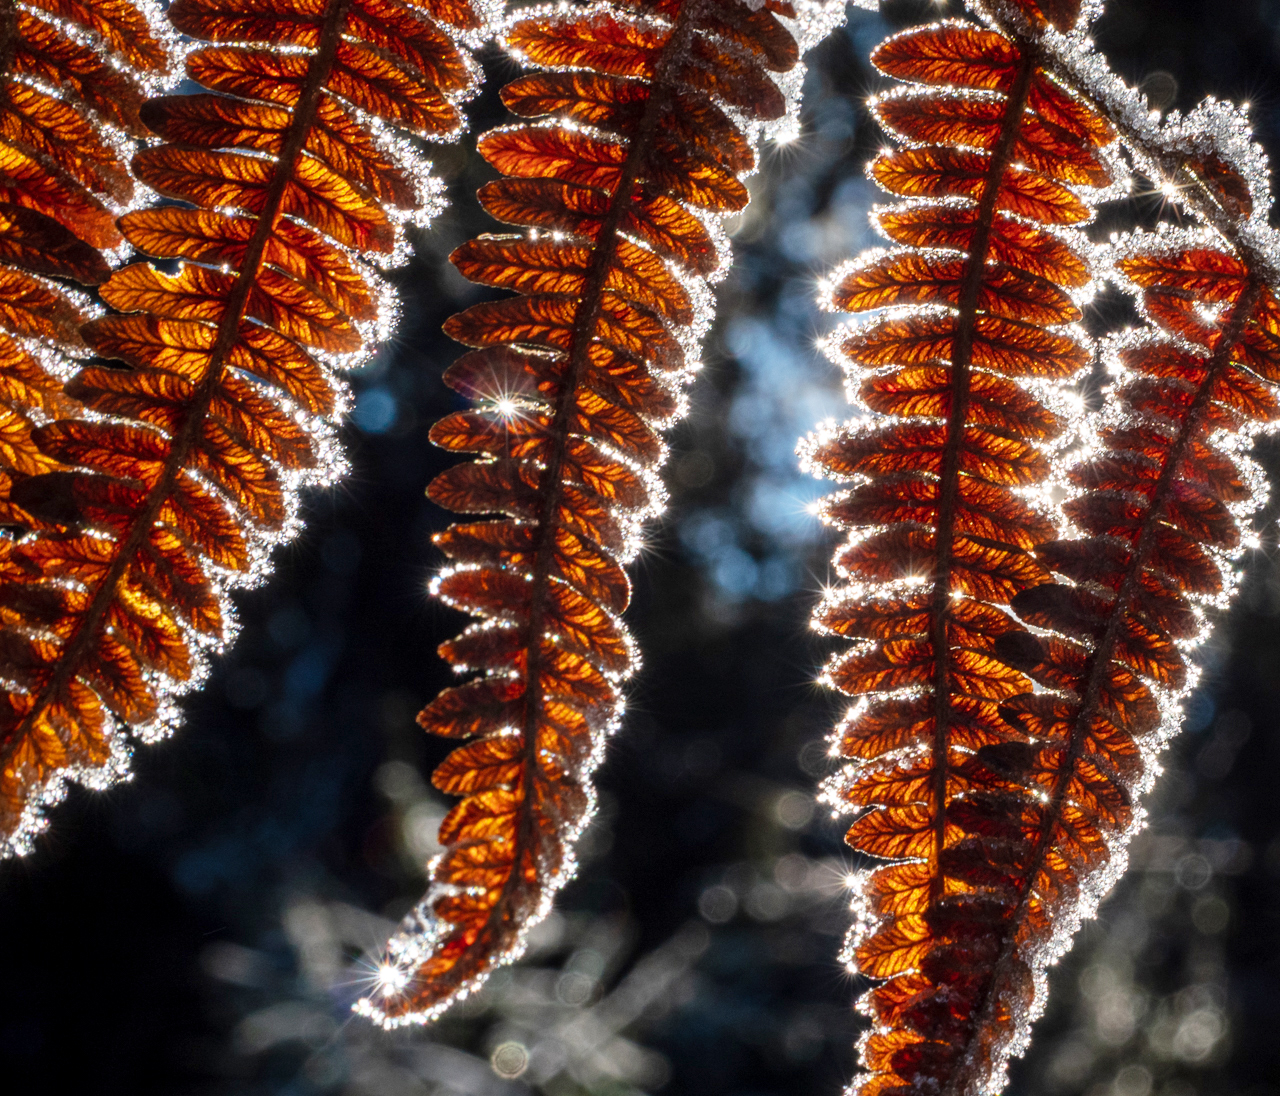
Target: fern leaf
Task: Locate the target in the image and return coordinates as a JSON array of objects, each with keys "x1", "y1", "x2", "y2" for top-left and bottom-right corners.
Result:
[
  {"x1": 984, "y1": 225, "x2": 1279, "y2": 1093},
  {"x1": 0, "y1": 0, "x2": 174, "y2": 530},
  {"x1": 803, "y1": 4, "x2": 1123, "y2": 1093},
  {"x1": 0, "y1": 0, "x2": 491, "y2": 855},
  {"x1": 359, "y1": 0, "x2": 847, "y2": 1026}
]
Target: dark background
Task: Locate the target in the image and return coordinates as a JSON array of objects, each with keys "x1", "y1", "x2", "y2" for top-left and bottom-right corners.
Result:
[{"x1": 3, "y1": 2, "x2": 1280, "y2": 1094}]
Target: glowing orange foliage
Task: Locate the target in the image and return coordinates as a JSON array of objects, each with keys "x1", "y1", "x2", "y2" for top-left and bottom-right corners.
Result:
[
  {"x1": 989, "y1": 232, "x2": 1276, "y2": 1085},
  {"x1": 0, "y1": 1, "x2": 1273, "y2": 1088},
  {"x1": 0, "y1": 0, "x2": 487, "y2": 853},
  {"x1": 805, "y1": 3, "x2": 1121, "y2": 1092},
  {"x1": 360, "y1": 0, "x2": 816, "y2": 1026}
]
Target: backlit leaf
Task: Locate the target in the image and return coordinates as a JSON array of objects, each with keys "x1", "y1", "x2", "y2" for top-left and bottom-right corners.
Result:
[
  {"x1": 0, "y1": 0, "x2": 489, "y2": 856},
  {"x1": 360, "y1": 0, "x2": 840, "y2": 1030},
  {"x1": 802, "y1": 7, "x2": 1119, "y2": 1096}
]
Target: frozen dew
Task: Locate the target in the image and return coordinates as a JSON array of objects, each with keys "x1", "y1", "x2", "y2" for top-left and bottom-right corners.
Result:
[
  {"x1": 1, "y1": 0, "x2": 503, "y2": 857},
  {"x1": 375, "y1": 963, "x2": 410, "y2": 1000},
  {"x1": 796, "y1": 1, "x2": 1280, "y2": 1093}
]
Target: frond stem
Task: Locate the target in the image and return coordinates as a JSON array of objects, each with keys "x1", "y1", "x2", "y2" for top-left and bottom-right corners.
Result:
[
  {"x1": 927, "y1": 41, "x2": 1037, "y2": 904},
  {"x1": 983, "y1": 5, "x2": 1279, "y2": 285},
  {"x1": 463, "y1": 0, "x2": 708, "y2": 984}
]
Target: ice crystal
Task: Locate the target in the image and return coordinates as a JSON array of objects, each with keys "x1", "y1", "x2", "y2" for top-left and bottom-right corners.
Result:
[{"x1": 0, "y1": 0, "x2": 497, "y2": 858}]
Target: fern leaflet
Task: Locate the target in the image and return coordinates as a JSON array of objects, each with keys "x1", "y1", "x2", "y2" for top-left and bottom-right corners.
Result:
[
  {"x1": 991, "y1": 231, "x2": 1273, "y2": 1093},
  {"x1": 0, "y1": 0, "x2": 174, "y2": 526}
]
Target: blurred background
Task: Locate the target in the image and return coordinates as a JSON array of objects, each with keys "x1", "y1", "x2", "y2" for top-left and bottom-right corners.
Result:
[{"x1": 3, "y1": 2, "x2": 1280, "y2": 1094}]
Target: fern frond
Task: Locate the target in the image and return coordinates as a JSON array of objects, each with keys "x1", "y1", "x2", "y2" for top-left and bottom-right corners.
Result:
[
  {"x1": 885, "y1": 7, "x2": 1280, "y2": 1093},
  {"x1": 802, "y1": 3, "x2": 1123, "y2": 1093},
  {"x1": 359, "y1": 0, "x2": 847, "y2": 1027},
  {"x1": 984, "y1": 223, "x2": 1275, "y2": 1087},
  {"x1": 0, "y1": 0, "x2": 174, "y2": 527},
  {"x1": 0, "y1": 0, "x2": 492, "y2": 856}
]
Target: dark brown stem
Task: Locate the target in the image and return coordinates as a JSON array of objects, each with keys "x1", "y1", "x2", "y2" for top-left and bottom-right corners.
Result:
[
  {"x1": 927, "y1": 44, "x2": 1037, "y2": 903},
  {"x1": 945, "y1": 276, "x2": 1264, "y2": 1095},
  {"x1": 2, "y1": 0, "x2": 352, "y2": 762}
]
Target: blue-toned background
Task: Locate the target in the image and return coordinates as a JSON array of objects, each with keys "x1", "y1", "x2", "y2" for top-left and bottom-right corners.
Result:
[{"x1": 3, "y1": 3, "x2": 1280, "y2": 1095}]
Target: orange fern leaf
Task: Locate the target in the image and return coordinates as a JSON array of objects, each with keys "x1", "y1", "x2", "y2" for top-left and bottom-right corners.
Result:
[
  {"x1": 802, "y1": 4, "x2": 1123, "y2": 1093},
  {"x1": 983, "y1": 223, "x2": 1280, "y2": 1089},
  {"x1": 0, "y1": 0, "x2": 492, "y2": 855},
  {"x1": 0, "y1": 0, "x2": 174, "y2": 527},
  {"x1": 359, "y1": 0, "x2": 846, "y2": 1026}
]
